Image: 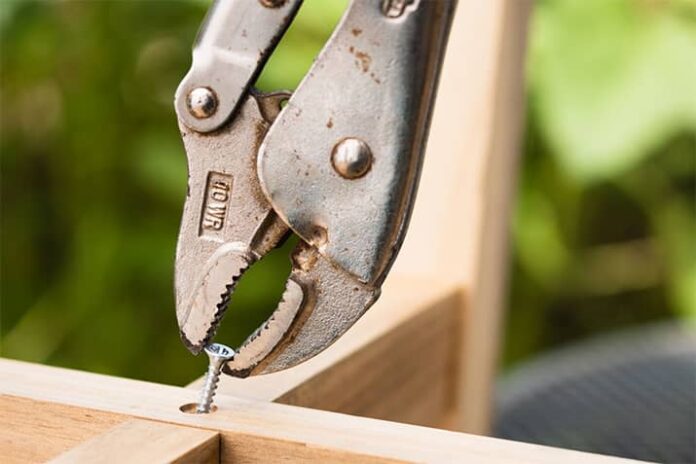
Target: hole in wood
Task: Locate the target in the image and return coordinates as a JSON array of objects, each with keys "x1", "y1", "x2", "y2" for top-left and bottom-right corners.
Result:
[{"x1": 179, "y1": 403, "x2": 218, "y2": 414}]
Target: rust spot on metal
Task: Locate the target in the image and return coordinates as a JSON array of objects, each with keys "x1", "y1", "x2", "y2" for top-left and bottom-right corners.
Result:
[
  {"x1": 349, "y1": 47, "x2": 372, "y2": 73},
  {"x1": 253, "y1": 121, "x2": 267, "y2": 146},
  {"x1": 292, "y1": 241, "x2": 318, "y2": 272}
]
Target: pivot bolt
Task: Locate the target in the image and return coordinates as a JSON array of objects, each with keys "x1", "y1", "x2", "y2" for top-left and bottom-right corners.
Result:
[
  {"x1": 331, "y1": 138, "x2": 372, "y2": 179},
  {"x1": 196, "y1": 343, "x2": 235, "y2": 413},
  {"x1": 187, "y1": 87, "x2": 218, "y2": 119}
]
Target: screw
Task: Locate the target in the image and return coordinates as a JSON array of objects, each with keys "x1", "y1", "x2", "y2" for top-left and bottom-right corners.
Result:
[
  {"x1": 196, "y1": 343, "x2": 235, "y2": 413},
  {"x1": 332, "y1": 138, "x2": 372, "y2": 179},
  {"x1": 187, "y1": 87, "x2": 218, "y2": 119}
]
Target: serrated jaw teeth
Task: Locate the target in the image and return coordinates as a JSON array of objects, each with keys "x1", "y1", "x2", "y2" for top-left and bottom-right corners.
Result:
[
  {"x1": 178, "y1": 243, "x2": 252, "y2": 353},
  {"x1": 225, "y1": 278, "x2": 305, "y2": 376}
]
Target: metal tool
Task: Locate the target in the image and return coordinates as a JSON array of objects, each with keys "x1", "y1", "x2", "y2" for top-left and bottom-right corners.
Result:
[{"x1": 174, "y1": 0, "x2": 456, "y2": 378}]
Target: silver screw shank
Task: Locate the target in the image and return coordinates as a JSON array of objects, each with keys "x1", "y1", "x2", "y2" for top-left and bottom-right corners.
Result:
[{"x1": 196, "y1": 343, "x2": 235, "y2": 413}]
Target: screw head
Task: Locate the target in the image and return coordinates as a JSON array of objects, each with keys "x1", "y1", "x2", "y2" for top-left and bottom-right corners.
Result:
[
  {"x1": 187, "y1": 87, "x2": 218, "y2": 119},
  {"x1": 331, "y1": 138, "x2": 372, "y2": 179},
  {"x1": 203, "y1": 343, "x2": 235, "y2": 368}
]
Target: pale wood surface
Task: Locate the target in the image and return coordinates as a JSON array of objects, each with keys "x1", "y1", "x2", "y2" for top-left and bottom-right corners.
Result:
[
  {"x1": 49, "y1": 419, "x2": 219, "y2": 464},
  {"x1": 0, "y1": 396, "x2": 125, "y2": 464},
  {"x1": 390, "y1": 0, "x2": 532, "y2": 433},
  {"x1": 193, "y1": 276, "x2": 462, "y2": 428},
  {"x1": 1, "y1": 359, "x2": 646, "y2": 463}
]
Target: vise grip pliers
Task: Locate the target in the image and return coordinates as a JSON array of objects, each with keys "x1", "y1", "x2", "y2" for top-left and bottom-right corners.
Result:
[{"x1": 174, "y1": 0, "x2": 456, "y2": 377}]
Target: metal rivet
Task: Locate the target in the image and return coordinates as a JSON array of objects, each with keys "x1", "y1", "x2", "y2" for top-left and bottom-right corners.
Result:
[
  {"x1": 331, "y1": 138, "x2": 372, "y2": 179},
  {"x1": 259, "y1": 0, "x2": 287, "y2": 8},
  {"x1": 187, "y1": 87, "x2": 218, "y2": 119}
]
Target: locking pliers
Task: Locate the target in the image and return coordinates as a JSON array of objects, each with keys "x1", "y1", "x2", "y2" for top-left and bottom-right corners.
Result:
[{"x1": 174, "y1": 0, "x2": 456, "y2": 377}]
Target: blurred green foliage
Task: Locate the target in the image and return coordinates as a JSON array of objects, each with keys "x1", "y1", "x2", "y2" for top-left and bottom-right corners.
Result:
[
  {"x1": 507, "y1": 0, "x2": 695, "y2": 362},
  {"x1": 0, "y1": 0, "x2": 693, "y2": 384}
]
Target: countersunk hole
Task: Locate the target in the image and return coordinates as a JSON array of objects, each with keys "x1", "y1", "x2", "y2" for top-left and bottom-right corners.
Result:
[{"x1": 180, "y1": 403, "x2": 218, "y2": 414}]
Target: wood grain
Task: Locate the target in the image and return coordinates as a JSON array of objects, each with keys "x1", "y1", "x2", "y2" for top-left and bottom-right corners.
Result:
[
  {"x1": 1, "y1": 359, "x2": 645, "y2": 463},
  {"x1": 49, "y1": 420, "x2": 219, "y2": 464},
  {"x1": 0, "y1": 396, "x2": 125, "y2": 464},
  {"x1": 391, "y1": 0, "x2": 532, "y2": 433}
]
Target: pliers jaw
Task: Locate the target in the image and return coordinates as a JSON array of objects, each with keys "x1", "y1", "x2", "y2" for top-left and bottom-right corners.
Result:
[
  {"x1": 174, "y1": 90, "x2": 380, "y2": 376},
  {"x1": 174, "y1": 0, "x2": 456, "y2": 376},
  {"x1": 224, "y1": 243, "x2": 378, "y2": 377},
  {"x1": 174, "y1": 92, "x2": 290, "y2": 357},
  {"x1": 173, "y1": 90, "x2": 376, "y2": 377}
]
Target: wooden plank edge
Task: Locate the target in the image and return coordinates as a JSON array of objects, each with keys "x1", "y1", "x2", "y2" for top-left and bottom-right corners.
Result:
[
  {"x1": 455, "y1": 0, "x2": 532, "y2": 434},
  {"x1": 49, "y1": 419, "x2": 219, "y2": 464},
  {"x1": 1, "y1": 359, "x2": 647, "y2": 464}
]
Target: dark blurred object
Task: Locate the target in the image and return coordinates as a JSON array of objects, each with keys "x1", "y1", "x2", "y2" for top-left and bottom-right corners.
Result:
[{"x1": 494, "y1": 322, "x2": 696, "y2": 463}]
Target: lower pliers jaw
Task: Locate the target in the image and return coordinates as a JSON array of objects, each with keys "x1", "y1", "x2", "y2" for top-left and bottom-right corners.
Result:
[
  {"x1": 174, "y1": 91, "x2": 290, "y2": 357},
  {"x1": 224, "y1": 243, "x2": 378, "y2": 377}
]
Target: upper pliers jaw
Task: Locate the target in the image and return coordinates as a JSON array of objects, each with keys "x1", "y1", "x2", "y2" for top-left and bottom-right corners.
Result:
[
  {"x1": 173, "y1": 0, "x2": 302, "y2": 356},
  {"x1": 174, "y1": 90, "x2": 291, "y2": 357},
  {"x1": 174, "y1": 0, "x2": 457, "y2": 377}
]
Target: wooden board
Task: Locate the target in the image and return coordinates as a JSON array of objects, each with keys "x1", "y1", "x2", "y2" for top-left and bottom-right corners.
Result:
[
  {"x1": 50, "y1": 420, "x2": 219, "y2": 464},
  {"x1": 0, "y1": 396, "x2": 124, "y2": 464},
  {"x1": 0, "y1": 359, "x2": 646, "y2": 463},
  {"x1": 391, "y1": 0, "x2": 532, "y2": 433}
]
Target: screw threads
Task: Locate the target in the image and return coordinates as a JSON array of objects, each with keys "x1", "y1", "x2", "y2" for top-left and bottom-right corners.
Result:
[{"x1": 196, "y1": 364, "x2": 222, "y2": 413}]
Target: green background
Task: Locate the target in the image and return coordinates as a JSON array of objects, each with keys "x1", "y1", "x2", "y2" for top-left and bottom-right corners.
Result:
[{"x1": 1, "y1": 0, "x2": 694, "y2": 385}]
